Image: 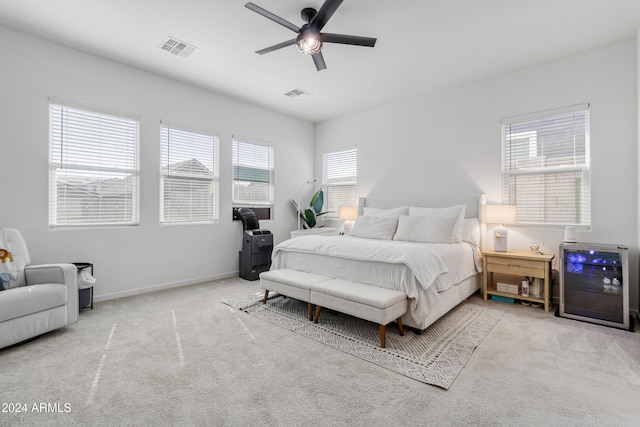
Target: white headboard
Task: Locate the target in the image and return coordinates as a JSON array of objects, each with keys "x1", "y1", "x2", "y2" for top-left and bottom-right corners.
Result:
[{"x1": 357, "y1": 193, "x2": 486, "y2": 219}]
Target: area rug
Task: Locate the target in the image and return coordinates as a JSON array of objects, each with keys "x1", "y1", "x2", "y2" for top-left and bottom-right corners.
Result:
[{"x1": 223, "y1": 293, "x2": 504, "y2": 389}]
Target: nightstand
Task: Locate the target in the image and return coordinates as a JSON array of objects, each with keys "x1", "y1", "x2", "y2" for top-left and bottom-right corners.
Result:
[{"x1": 482, "y1": 250, "x2": 555, "y2": 312}]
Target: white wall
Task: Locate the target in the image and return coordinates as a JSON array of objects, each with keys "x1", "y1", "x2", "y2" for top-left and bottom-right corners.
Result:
[
  {"x1": 315, "y1": 38, "x2": 639, "y2": 312},
  {"x1": 0, "y1": 25, "x2": 314, "y2": 300}
]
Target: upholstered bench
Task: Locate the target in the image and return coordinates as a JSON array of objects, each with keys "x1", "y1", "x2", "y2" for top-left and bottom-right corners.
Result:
[
  {"x1": 259, "y1": 269, "x2": 331, "y2": 320},
  {"x1": 311, "y1": 279, "x2": 408, "y2": 348}
]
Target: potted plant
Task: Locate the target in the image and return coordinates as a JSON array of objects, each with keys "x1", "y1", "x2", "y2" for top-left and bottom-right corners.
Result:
[{"x1": 291, "y1": 187, "x2": 329, "y2": 229}]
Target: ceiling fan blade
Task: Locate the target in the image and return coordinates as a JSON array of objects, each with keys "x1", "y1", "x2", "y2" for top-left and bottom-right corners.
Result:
[
  {"x1": 312, "y1": 52, "x2": 327, "y2": 71},
  {"x1": 309, "y1": 0, "x2": 343, "y2": 33},
  {"x1": 245, "y1": 2, "x2": 300, "y2": 33},
  {"x1": 255, "y1": 39, "x2": 297, "y2": 55},
  {"x1": 322, "y1": 33, "x2": 377, "y2": 47}
]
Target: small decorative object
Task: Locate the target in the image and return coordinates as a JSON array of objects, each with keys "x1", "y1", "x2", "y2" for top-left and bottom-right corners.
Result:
[
  {"x1": 521, "y1": 279, "x2": 529, "y2": 297},
  {"x1": 529, "y1": 242, "x2": 544, "y2": 254}
]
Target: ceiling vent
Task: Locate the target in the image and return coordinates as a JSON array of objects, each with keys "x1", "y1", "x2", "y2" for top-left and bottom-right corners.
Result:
[
  {"x1": 284, "y1": 89, "x2": 309, "y2": 99},
  {"x1": 160, "y1": 37, "x2": 198, "y2": 58}
]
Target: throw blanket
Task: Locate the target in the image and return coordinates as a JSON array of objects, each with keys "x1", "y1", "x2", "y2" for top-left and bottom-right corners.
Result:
[{"x1": 272, "y1": 235, "x2": 449, "y2": 294}]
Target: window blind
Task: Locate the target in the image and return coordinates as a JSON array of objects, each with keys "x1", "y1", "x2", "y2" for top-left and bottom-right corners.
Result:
[
  {"x1": 161, "y1": 124, "x2": 219, "y2": 223},
  {"x1": 502, "y1": 105, "x2": 590, "y2": 226},
  {"x1": 323, "y1": 147, "x2": 357, "y2": 216},
  {"x1": 49, "y1": 102, "x2": 139, "y2": 226},
  {"x1": 232, "y1": 137, "x2": 274, "y2": 206}
]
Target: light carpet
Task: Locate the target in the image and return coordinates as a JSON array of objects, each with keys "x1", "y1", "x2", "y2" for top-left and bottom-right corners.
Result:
[{"x1": 224, "y1": 293, "x2": 505, "y2": 389}]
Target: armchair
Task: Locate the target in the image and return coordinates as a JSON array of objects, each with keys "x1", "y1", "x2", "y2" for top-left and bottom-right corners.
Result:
[{"x1": 0, "y1": 229, "x2": 78, "y2": 349}]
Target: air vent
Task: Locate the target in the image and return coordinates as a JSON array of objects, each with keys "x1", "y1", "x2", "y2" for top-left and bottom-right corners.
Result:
[
  {"x1": 284, "y1": 89, "x2": 309, "y2": 99},
  {"x1": 159, "y1": 37, "x2": 198, "y2": 58}
]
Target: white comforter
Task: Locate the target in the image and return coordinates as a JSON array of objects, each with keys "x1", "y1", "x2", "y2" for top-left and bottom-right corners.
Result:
[
  {"x1": 272, "y1": 235, "x2": 481, "y2": 298},
  {"x1": 271, "y1": 235, "x2": 482, "y2": 329},
  {"x1": 274, "y1": 235, "x2": 445, "y2": 288}
]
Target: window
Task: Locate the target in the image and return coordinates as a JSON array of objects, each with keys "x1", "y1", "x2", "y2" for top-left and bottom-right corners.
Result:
[
  {"x1": 49, "y1": 100, "x2": 139, "y2": 227},
  {"x1": 161, "y1": 123, "x2": 219, "y2": 224},
  {"x1": 323, "y1": 146, "x2": 357, "y2": 216},
  {"x1": 232, "y1": 137, "x2": 274, "y2": 216},
  {"x1": 502, "y1": 104, "x2": 590, "y2": 227}
]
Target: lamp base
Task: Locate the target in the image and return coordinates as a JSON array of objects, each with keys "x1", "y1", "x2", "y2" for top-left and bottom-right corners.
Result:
[{"x1": 494, "y1": 225, "x2": 508, "y2": 252}]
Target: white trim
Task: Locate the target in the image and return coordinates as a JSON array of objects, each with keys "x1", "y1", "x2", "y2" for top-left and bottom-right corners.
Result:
[
  {"x1": 321, "y1": 144, "x2": 357, "y2": 155},
  {"x1": 161, "y1": 119, "x2": 219, "y2": 138},
  {"x1": 48, "y1": 96, "x2": 140, "y2": 121},
  {"x1": 500, "y1": 103, "x2": 589, "y2": 124}
]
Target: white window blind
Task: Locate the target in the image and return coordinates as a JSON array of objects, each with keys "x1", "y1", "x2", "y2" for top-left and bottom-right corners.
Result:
[
  {"x1": 502, "y1": 104, "x2": 590, "y2": 226},
  {"x1": 49, "y1": 101, "x2": 139, "y2": 227},
  {"x1": 323, "y1": 147, "x2": 357, "y2": 216},
  {"x1": 161, "y1": 124, "x2": 219, "y2": 223},
  {"x1": 232, "y1": 137, "x2": 274, "y2": 207}
]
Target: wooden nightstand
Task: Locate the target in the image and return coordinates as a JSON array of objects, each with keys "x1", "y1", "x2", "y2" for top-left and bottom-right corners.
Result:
[{"x1": 482, "y1": 250, "x2": 555, "y2": 312}]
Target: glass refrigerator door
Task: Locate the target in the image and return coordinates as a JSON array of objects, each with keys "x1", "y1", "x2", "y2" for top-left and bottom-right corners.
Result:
[{"x1": 562, "y1": 248, "x2": 625, "y2": 325}]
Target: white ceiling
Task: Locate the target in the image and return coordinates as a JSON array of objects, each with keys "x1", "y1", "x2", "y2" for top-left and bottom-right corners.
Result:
[{"x1": 1, "y1": 0, "x2": 640, "y2": 123}]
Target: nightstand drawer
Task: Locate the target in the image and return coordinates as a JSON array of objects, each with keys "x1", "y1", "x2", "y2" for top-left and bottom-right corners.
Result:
[
  {"x1": 486, "y1": 262, "x2": 544, "y2": 278},
  {"x1": 487, "y1": 256, "x2": 544, "y2": 270},
  {"x1": 485, "y1": 255, "x2": 548, "y2": 278}
]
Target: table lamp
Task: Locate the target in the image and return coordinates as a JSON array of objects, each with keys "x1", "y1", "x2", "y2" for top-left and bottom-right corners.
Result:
[
  {"x1": 484, "y1": 204, "x2": 517, "y2": 252},
  {"x1": 338, "y1": 205, "x2": 358, "y2": 234}
]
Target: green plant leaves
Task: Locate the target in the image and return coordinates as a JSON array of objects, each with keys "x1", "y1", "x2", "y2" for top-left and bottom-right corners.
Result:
[
  {"x1": 303, "y1": 209, "x2": 316, "y2": 228},
  {"x1": 310, "y1": 189, "x2": 324, "y2": 214}
]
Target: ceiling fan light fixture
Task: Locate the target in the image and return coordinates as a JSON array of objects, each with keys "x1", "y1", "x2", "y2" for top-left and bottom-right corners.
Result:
[{"x1": 296, "y1": 32, "x2": 322, "y2": 55}]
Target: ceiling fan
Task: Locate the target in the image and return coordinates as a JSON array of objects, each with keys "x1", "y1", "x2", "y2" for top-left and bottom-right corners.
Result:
[{"x1": 245, "y1": 0, "x2": 377, "y2": 71}]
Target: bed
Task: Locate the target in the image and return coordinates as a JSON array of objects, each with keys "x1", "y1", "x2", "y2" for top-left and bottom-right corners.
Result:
[{"x1": 270, "y1": 193, "x2": 486, "y2": 331}]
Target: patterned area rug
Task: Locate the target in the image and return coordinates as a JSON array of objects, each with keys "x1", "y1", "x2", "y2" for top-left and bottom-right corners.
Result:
[{"x1": 223, "y1": 293, "x2": 504, "y2": 389}]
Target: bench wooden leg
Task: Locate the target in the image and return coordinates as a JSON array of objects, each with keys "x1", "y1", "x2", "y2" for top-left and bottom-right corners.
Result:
[
  {"x1": 308, "y1": 303, "x2": 313, "y2": 321},
  {"x1": 397, "y1": 317, "x2": 405, "y2": 336},
  {"x1": 262, "y1": 290, "x2": 269, "y2": 304},
  {"x1": 314, "y1": 306, "x2": 322, "y2": 323},
  {"x1": 379, "y1": 324, "x2": 386, "y2": 348}
]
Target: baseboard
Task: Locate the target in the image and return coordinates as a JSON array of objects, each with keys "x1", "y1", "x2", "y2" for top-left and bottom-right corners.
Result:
[{"x1": 93, "y1": 271, "x2": 240, "y2": 303}]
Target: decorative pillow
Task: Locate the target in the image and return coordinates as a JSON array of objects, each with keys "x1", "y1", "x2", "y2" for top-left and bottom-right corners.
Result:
[
  {"x1": 461, "y1": 218, "x2": 481, "y2": 246},
  {"x1": 362, "y1": 206, "x2": 409, "y2": 218},
  {"x1": 393, "y1": 214, "x2": 458, "y2": 244},
  {"x1": 350, "y1": 216, "x2": 398, "y2": 240},
  {"x1": 409, "y1": 204, "x2": 466, "y2": 242}
]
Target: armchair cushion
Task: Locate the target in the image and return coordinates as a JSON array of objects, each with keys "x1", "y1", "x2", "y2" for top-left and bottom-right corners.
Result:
[{"x1": 0, "y1": 284, "x2": 67, "y2": 323}]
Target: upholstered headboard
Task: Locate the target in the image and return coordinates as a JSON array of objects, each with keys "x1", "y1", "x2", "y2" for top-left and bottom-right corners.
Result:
[{"x1": 357, "y1": 193, "x2": 486, "y2": 219}]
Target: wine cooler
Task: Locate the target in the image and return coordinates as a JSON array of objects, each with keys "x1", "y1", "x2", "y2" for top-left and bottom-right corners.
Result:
[{"x1": 559, "y1": 243, "x2": 630, "y2": 330}]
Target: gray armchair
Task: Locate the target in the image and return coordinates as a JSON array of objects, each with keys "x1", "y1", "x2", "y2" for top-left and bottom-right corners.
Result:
[{"x1": 0, "y1": 229, "x2": 78, "y2": 349}]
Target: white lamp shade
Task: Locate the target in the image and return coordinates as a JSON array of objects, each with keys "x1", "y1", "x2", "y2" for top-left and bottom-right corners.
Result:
[
  {"x1": 338, "y1": 205, "x2": 358, "y2": 220},
  {"x1": 483, "y1": 204, "x2": 517, "y2": 225}
]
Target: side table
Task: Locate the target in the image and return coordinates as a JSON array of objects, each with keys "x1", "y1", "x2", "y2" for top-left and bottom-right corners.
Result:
[
  {"x1": 482, "y1": 250, "x2": 554, "y2": 312},
  {"x1": 73, "y1": 262, "x2": 94, "y2": 311}
]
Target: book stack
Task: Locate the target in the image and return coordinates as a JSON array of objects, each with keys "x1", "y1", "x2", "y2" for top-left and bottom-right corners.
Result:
[{"x1": 497, "y1": 282, "x2": 520, "y2": 295}]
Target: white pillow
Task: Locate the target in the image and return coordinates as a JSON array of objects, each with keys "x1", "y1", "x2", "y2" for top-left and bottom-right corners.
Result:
[
  {"x1": 362, "y1": 206, "x2": 409, "y2": 218},
  {"x1": 393, "y1": 214, "x2": 458, "y2": 244},
  {"x1": 462, "y1": 218, "x2": 480, "y2": 246},
  {"x1": 350, "y1": 216, "x2": 398, "y2": 240},
  {"x1": 410, "y1": 204, "x2": 466, "y2": 242}
]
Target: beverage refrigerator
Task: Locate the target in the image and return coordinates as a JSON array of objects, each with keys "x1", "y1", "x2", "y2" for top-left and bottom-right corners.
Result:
[{"x1": 559, "y1": 243, "x2": 631, "y2": 330}]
